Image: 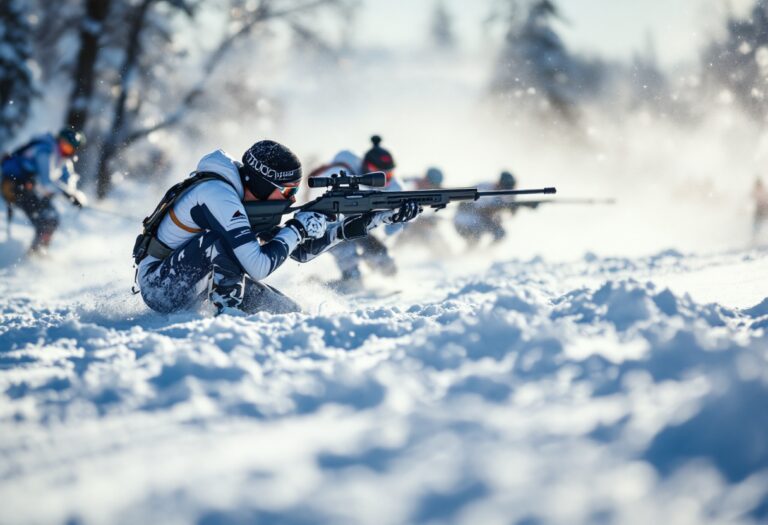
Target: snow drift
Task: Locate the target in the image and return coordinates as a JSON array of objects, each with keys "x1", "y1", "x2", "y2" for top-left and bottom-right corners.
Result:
[{"x1": 1, "y1": 230, "x2": 766, "y2": 524}]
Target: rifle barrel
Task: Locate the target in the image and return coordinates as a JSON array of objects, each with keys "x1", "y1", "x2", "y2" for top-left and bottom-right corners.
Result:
[
  {"x1": 511, "y1": 198, "x2": 615, "y2": 206},
  {"x1": 552, "y1": 198, "x2": 615, "y2": 205},
  {"x1": 476, "y1": 187, "x2": 556, "y2": 198},
  {"x1": 246, "y1": 185, "x2": 559, "y2": 233}
]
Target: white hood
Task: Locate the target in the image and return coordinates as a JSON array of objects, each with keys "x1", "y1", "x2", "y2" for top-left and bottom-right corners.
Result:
[
  {"x1": 332, "y1": 150, "x2": 361, "y2": 175},
  {"x1": 195, "y1": 149, "x2": 244, "y2": 199}
]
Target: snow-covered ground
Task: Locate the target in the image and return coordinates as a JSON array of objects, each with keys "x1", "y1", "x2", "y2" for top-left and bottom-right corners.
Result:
[
  {"x1": 3, "y1": 34, "x2": 768, "y2": 524},
  {"x1": 1, "y1": 194, "x2": 767, "y2": 524}
]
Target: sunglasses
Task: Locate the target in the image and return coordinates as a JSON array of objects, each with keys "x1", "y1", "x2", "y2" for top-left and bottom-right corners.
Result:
[
  {"x1": 59, "y1": 140, "x2": 76, "y2": 157},
  {"x1": 271, "y1": 181, "x2": 300, "y2": 200}
]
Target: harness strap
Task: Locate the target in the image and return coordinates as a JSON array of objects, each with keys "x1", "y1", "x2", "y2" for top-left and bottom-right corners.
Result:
[{"x1": 169, "y1": 207, "x2": 202, "y2": 233}]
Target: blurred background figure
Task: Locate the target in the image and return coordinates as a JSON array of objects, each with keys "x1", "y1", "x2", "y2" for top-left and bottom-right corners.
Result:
[
  {"x1": 407, "y1": 166, "x2": 445, "y2": 189},
  {"x1": 1, "y1": 128, "x2": 86, "y2": 254},
  {"x1": 307, "y1": 150, "x2": 360, "y2": 184},
  {"x1": 452, "y1": 170, "x2": 526, "y2": 248},
  {"x1": 309, "y1": 136, "x2": 407, "y2": 293},
  {"x1": 753, "y1": 176, "x2": 768, "y2": 245},
  {"x1": 397, "y1": 167, "x2": 453, "y2": 254}
]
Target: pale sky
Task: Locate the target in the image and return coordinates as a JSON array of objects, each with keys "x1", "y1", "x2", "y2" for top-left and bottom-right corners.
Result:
[{"x1": 355, "y1": 0, "x2": 754, "y2": 68}]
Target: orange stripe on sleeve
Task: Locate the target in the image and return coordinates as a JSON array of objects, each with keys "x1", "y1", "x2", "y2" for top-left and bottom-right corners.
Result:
[{"x1": 169, "y1": 208, "x2": 203, "y2": 234}]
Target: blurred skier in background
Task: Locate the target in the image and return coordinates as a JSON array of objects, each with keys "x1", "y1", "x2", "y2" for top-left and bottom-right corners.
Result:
[
  {"x1": 310, "y1": 136, "x2": 412, "y2": 293},
  {"x1": 0, "y1": 128, "x2": 87, "y2": 255},
  {"x1": 453, "y1": 171, "x2": 528, "y2": 248},
  {"x1": 396, "y1": 167, "x2": 453, "y2": 254},
  {"x1": 405, "y1": 167, "x2": 445, "y2": 190},
  {"x1": 133, "y1": 139, "x2": 421, "y2": 314},
  {"x1": 753, "y1": 176, "x2": 768, "y2": 245}
]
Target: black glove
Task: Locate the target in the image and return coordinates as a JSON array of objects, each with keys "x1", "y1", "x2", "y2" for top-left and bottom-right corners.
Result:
[
  {"x1": 388, "y1": 201, "x2": 422, "y2": 223},
  {"x1": 337, "y1": 201, "x2": 423, "y2": 240},
  {"x1": 69, "y1": 194, "x2": 83, "y2": 208},
  {"x1": 366, "y1": 201, "x2": 423, "y2": 230},
  {"x1": 63, "y1": 189, "x2": 87, "y2": 208},
  {"x1": 285, "y1": 211, "x2": 328, "y2": 242}
]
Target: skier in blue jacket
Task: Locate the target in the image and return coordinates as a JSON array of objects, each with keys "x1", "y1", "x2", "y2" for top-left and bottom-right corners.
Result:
[
  {"x1": 1, "y1": 128, "x2": 86, "y2": 254},
  {"x1": 134, "y1": 140, "x2": 421, "y2": 314}
]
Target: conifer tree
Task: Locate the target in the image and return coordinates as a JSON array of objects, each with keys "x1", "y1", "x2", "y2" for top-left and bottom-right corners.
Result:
[
  {"x1": 491, "y1": 0, "x2": 580, "y2": 121},
  {"x1": 430, "y1": 1, "x2": 457, "y2": 51},
  {"x1": 704, "y1": 0, "x2": 768, "y2": 119},
  {"x1": 0, "y1": 0, "x2": 37, "y2": 149}
]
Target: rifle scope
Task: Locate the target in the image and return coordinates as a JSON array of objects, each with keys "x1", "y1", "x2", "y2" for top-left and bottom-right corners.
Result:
[{"x1": 308, "y1": 171, "x2": 387, "y2": 188}]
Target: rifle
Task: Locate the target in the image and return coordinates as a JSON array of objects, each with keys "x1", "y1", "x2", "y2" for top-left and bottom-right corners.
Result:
[
  {"x1": 509, "y1": 197, "x2": 616, "y2": 209},
  {"x1": 244, "y1": 171, "x2": 556, "y2": 234}
]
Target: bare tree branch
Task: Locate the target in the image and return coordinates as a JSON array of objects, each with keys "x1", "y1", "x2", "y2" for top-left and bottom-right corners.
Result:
[
  {"x1": 123, "y1": 0, "x2": 342, "y2": 146},
  {"x1": 96, "y1": 0, "x2": 156, "y2": 197},
  {"x1": 289, "y1": 20, "x2": 340, "y2": 58},
  {"x1": 66, "y1": 0, "x2": 113, "y2": 131}
]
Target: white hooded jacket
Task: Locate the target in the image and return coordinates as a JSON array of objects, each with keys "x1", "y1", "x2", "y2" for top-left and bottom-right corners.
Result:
[{"x1": 138, "y1": 149, "x2": 301, "y2": 283}]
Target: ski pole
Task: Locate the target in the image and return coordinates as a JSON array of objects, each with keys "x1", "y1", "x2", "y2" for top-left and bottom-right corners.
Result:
[{"x1": 81, "y1": 205, "x2": 142, "y2": 222}]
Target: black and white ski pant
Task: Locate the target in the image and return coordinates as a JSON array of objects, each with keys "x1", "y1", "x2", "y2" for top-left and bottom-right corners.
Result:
[
  {"x1": 2, "y1": 180, "x2": 59, "y2": 250},
  {"x1": 138, "y1": 230, "x2": 300, "y2": 314}
]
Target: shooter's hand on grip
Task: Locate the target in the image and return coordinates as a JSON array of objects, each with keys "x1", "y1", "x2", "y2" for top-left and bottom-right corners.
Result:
[{"x1": 366, "y1": 200, "x2": 423, "y2": 230}]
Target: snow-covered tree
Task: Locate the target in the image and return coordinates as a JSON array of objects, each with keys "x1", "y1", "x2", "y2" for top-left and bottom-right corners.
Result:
[
  {"x1": 703, "y1": 0, "x2": 768, "y2": 120},
  {"x1": 29, "y1": 0, "x2": 81, "y2": 83},
  {"x1": 0, "y1": 0, "x2": 37, "y2": 149},
  {"x1": 629, "y1": 33, "x2": 668, "y2": 111},
  {"x1": 19, "y1": 0, "x2": 348, "y2": 197},
  {"x1": 430, "y1": 1, "x2": 457, "y2": 51},
  {"x1": 490, "y1": 0, "x2": 593, "y2": 123},
  {"x1": 92, "y1": 0, "x2": 351, "y2": 198}
]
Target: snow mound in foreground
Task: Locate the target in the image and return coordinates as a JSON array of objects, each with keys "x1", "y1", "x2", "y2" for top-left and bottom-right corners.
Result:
[{"x1": 1, "y1": 255, "x2": 767, "y2": 525}]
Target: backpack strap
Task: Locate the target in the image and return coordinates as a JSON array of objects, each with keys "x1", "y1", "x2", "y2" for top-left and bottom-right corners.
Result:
[
  {"x1": 146, "y1": 236, "x2": 174, "y2": 260},
  {"x1": 133, "y1": 171, "x2": 237, "y2": 265},
  {"x1": 163, "y1": 171, "x2": 234, "y2": 234}
]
